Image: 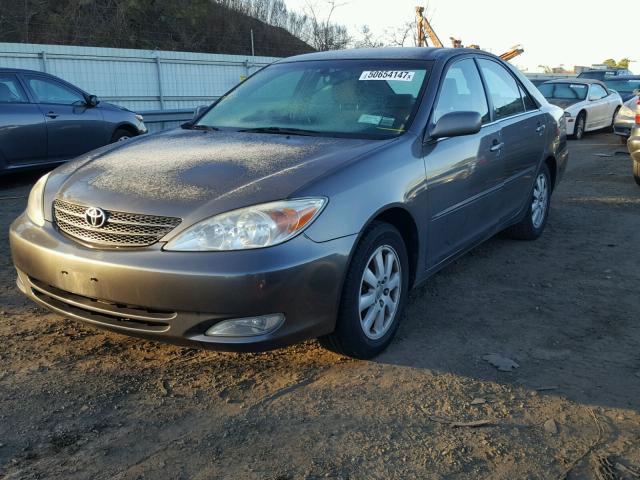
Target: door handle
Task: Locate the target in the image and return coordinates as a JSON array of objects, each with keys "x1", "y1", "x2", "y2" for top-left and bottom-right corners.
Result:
[
  {"x1": 536, "y1": 124, "x2": 546, "y2": 134},
  {"x1": 45, "y1": 112, "x2": 58, "y2": 119},
  {"x1": 489, "y1": 141, "x2": 504, "y2": 152}
]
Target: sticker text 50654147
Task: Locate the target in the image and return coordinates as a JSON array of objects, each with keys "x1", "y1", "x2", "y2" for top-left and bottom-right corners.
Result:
[{"x1": 359, "y1": 71, "x2": 416, "y2": 82}]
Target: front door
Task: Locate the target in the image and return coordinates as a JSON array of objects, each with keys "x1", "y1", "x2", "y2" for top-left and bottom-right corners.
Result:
[
  {"x1": 586, "y1": 84, "x2": 609, "y2": 129},
  {"x1": 22, "y1": 74, "x2": 107, "y2": 160},
  {"x1": 424, "y1": 57, "x2": 505, "y2": 268}
]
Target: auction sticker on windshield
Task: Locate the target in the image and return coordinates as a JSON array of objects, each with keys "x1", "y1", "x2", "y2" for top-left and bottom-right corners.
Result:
[{"x1": 359, "y1": 71, "x2": 415, "y2": 81}]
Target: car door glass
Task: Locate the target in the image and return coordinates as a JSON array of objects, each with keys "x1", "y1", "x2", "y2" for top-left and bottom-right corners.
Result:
[
  {"x1": 477, "y1": 59, "x2": 525, "y2": 120},
  {"x1": 433, "y1": 58, "x2": 489, "y2": 124},
  {"x1": 589, "y1": 84, "x2": 607, "y2": 101},
  {"x1": 519, "y1": 85, "x2": 538, "y2": 111},
  {"x1": 25, "y1": 76, "x2": 85, "y2": 105},
  {"x1": 0, "y1": 74, "x2": 28, "y2": 103}
]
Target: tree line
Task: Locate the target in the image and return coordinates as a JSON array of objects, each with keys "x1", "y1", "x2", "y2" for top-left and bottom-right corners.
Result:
[{"x1": 0, "y1": 0, "x2": 349, "y2": 56}]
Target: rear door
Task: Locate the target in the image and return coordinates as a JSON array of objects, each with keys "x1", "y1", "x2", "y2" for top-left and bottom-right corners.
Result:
[
  {"x1": 424, "y1": 57, "x2": 504, "y2": 267},
  {"x1": 22, "y1": 74, "x2": 107, "y2": 160},
  {"x1": 476, "y1": 58, "x2": 546, "y2": 221},
  {"x1": 0, "y1": 73, "x2": 47, "y2": 166}
]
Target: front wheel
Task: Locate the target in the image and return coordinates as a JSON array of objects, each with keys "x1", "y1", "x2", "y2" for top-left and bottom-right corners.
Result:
[
  {"x1": 506, "y1": 163, "x2": 551, "y2": 240},
  {"x1": 319, "y1": 222, "x2": 409, "y2": 359},
  {"x1": 111, "y1": 129, "x2": 133, "y2": 143},
  {"x1": 634, "y1": 161, "x2": 640, "y2": 186}
]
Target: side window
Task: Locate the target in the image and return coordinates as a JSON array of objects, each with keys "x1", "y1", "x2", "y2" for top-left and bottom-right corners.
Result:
[
  {"x1": 0, "y1": 74, "x2": 28, "y2": 103},
  {"x1": 477, "y1": 59, "x2": 525, "y2": 120},
  {"x1": 519, "y1": 85, "x2": 538, "y2": 111},
  {"x1": 24, "y1": 76, "x2": 85, "y2": 105},
  {"x1": 433, "y1": 58, "x2": 489, "y2": 124},
  {"x1": 589, "y1": 84, "x2": 607, "y2": 100}
]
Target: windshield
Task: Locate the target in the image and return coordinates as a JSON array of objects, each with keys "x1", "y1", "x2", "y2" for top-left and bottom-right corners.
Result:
[
  {"x1": 196, "y1": 60, "x2": 430, "y2": 139},
  {"x1": 605, "y1": 79, "x2": 640, "y2": 93},
  {"x1": 538, "y1": 82, "x2": 588, "y2": 101}
]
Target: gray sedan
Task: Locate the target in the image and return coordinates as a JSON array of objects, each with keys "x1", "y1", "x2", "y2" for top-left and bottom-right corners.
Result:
[
  {"x1": 10, "y1": 48, "x2": 568, "y2": 358},
  {"x1": 0, "y1": 68, "x2": 147, "y2": 173}
]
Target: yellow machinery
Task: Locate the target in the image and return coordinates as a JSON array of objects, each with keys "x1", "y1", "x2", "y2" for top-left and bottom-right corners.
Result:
[{"x1": 415, "y1": 6, "x2": 524, "y2": 62}]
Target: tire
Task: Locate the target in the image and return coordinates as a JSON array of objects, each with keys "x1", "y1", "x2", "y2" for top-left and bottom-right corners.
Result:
[
  {"x1": 621, "y1": 135, "x2": 629, "y2": 145},
  {"x1": 319, "y1": 221, "x2": 409, "y2": 359},
  {"x1": 111, "y1": 129, "x2": 133, "y2": 143},
  {"x1": 634, "y1": 162, "x2": 640, "y2": 186},
  {"x1": 506, "y1": 163, "x2": 552, "y2": 241},
  {"x1": 572, "y1": 112, "x2": 586, "y2": 140}
]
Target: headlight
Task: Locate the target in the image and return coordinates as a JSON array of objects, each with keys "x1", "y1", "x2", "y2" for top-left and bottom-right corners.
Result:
[
  {"x1": 135, "y1": 114, "x2": 144, "y2": 122},
  {"x1": 26, "y1": 172, "x2": 50, "y2": 227},
  {"x1": 164, "y1": 198, "x2": 326, "y2": 251},
  {"x1": 563, "y1": 111, "x2": 572, "y2": 118}
]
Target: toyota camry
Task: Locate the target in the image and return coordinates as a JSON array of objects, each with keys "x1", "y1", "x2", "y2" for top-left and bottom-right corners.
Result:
[{"x1": 10, "y1": 48, "x2": 568, "y2": 359}]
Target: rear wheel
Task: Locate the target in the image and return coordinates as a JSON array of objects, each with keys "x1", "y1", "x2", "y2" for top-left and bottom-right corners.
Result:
[
  {"x1": 609, "y1": 106, "x2": 620, "y2": 132},
  {"x1": 111, "y1": 129, "x2": 133, "y2": 143},
  {"x1": 506, "y1": 163, "x2": 551, "y2": 240},
  {"x1": 319, "y1": 222, "x2": 409, "y2": 359},
  {"x1": 634, "y1": 161, "x2": 640, "y2": 186},
  {"x1": 573, "y1": 112, "x2": 586, "y2": 140}
]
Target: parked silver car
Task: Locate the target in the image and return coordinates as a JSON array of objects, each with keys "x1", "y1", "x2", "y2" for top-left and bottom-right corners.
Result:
[
  {"x1": 10, "y1": 48, "x2": 568, "y2": 358},
  {"x1": 629, "y1": 124, "x2": 640, "y2": 185},
  {"x1": 614, "y1": 96, "x2": 640, "y2": 143}
]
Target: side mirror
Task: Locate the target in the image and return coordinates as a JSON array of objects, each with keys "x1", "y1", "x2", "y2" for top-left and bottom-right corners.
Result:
[
  {"x1": 86, "y1": 94, "x2": 99, "y2": 107},
  {"x1": 193, "y1": 105, "x2": 208, "y2": 120},
  {"x1": 429, "y1": 111, "x2": 482, "y2": 140}
]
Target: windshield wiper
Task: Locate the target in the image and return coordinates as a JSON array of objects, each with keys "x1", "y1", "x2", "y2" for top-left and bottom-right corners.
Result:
[
  {"x1": 182, "y1": 123, "x2": 219, "y2": 131},
  {"x1": 238, "y1": 126, "x2": 320, "y2": 136}
]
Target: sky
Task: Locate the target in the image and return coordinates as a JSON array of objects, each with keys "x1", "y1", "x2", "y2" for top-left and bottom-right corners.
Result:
[{"x1": 284, "y1": 0, "x2": 637, "y2": 73}]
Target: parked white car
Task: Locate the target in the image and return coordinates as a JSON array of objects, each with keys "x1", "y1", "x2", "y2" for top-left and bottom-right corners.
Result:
[{"x1": 538, "y1": 79, "x2": 622, "y2": 139}]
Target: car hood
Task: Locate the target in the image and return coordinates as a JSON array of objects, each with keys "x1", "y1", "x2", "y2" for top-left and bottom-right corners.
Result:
[
  {"x1": 52, "y1": 128, "x2": 391, "y2": 220},
  {"x1": 545, "y1": 98, "x2": 583, "y2": 109}
]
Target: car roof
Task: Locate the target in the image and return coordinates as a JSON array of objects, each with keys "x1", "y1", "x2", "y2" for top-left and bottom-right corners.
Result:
[
  {"x1": 603, "y1": 75, "x2": 640, "y2": 80},
  {"x1": 542, "y1": 78, "x2": 607, "y2": 87},
  {"x1": 0, "y1": 67, "x2": 48, "y2": 74},
  {"x1": 277, "y1": 47, "x2": 499, "y2": 63}
]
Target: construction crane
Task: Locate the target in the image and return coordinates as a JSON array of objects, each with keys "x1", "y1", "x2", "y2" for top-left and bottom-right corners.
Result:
[
  {"x1": 415, "y1": 6, "x2": 443, "y2": 48},
  {"x1": 415, "y1": 6, "x2": 524, "y2": 62}
]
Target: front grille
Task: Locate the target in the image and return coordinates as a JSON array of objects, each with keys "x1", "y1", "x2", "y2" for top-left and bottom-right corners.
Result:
[{"x1": 53, "y1": 199, "x2": 181, "y2": 247}]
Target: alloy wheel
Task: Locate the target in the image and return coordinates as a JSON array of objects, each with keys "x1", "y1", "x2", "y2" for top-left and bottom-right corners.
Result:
[
  {"x1": 358, "y1": 245, "x2": 402, "y2": 340},
  {"x1": 531, "y1": 173, "x2": 549, "y2": 229}
]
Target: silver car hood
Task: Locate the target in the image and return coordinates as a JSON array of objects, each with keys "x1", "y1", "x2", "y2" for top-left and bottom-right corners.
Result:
[{"x1": 49, "y1": 128, "x2": 390, "y2": 221}]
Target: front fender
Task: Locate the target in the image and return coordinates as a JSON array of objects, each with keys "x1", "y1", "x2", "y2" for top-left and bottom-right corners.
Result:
[{"x1": 302, "y1": 134, "x2": 428, "y2": 243}]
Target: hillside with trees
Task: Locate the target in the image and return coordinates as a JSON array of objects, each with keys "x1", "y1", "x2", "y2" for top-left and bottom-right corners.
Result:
[{"x1": 0, "y1": 0, "x2": 348, "y2": 57}]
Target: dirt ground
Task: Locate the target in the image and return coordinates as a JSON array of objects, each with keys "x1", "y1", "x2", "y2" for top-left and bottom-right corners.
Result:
[{"x1": 1, "y1": 132, "x2": 639, "y2": 480}]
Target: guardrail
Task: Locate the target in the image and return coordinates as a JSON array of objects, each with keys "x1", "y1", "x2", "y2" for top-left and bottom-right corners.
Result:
[{"x1": 138, "y1": 102, "x2": 223, "y2": 132}]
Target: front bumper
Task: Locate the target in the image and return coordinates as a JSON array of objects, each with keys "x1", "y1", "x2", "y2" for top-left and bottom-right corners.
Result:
[{"x1": 10, "y1": 215, "x2": 356, "y2": 351}]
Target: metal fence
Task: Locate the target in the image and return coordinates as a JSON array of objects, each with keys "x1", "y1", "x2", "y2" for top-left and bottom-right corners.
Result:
[{"x1": 0, "y1": 42, "x2": 281, "y2": 131}]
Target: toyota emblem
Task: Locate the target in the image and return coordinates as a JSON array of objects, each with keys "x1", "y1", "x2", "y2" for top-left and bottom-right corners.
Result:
[{"x1": 84, "y1": 207, "x2": 107, "y2": 228}]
